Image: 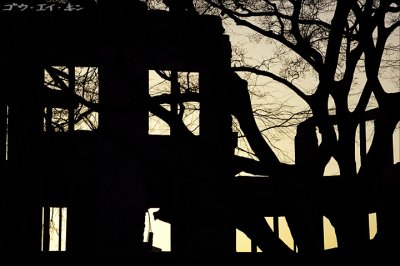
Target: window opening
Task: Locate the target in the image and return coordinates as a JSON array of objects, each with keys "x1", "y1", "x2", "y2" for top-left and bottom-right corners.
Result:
[
  {"x1": 43, "y1": 66, "x2": 99, "y2": 132},
  {"x1": 148, "y1": 70, "x2": 199, "y2": 136},
  {"x1": 41, "y1": 207, "x2": 68, "y2": 252}
]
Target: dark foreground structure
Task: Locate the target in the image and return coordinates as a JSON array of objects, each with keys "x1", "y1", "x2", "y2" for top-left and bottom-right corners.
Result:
[
  {"x1": 0, "y1": 0, "x2": 398, "y2": 261},
  {"x1": 0, "y1": 0, "x2": 236, "y2": 257}
]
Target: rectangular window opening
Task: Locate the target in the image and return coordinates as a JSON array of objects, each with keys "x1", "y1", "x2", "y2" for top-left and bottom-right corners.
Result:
[
  {"x1": 41, "y1": 207, "x2": 67, "y2": 252},
  {"x1": 43, "y1": 66, "x2": 99, "y2": 132},
  {"x1": 368, "y1": 212, "x2": 377, "y2": 240},
  {"x1": 148, "y1": 70, "x2": 199, "y2": 136},
  {"x1": 143, "y1": 208, "x2": 170, "y2": 252},
  {"x1": 393, "y1": 122, "x2": 399, "y2": 164},
  {"x1": 178, "y1": 71, "x2": 200, "y2": 136},
  {"x1": 148, "y1": 70, "x2": 172, "y2": 135}
]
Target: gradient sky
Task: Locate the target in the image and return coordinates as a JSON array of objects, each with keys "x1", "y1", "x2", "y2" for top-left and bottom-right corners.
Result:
[{"x1": 140, "y1": 13, "x2": 399, "y2": 252}]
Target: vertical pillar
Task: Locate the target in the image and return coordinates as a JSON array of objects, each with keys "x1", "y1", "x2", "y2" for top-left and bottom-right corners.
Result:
[
  {"x1": 11, "y1": 63, "x2": 44, "y2": 255},
  {"x1": 97, "y1": 52, "x2": 148, "y2": 255},
  {"x1": 294, "y1": 121, "x2": 324, "y2": 253},
  {"x1": 42, "y1": 207, "x2": 50, "y2": 252}
]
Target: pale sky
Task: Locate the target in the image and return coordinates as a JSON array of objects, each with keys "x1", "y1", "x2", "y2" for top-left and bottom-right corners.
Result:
[{"x1": 141, "y1": 12, "x2": 399, "y2": 253}]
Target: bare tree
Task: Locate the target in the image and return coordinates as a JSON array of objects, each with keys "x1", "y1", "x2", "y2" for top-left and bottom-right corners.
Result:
[
  {"x1": 205, "y1": 0, "x2": 400, "y2": 254},
  {"x1": 147, "y1": 0, "x2": 400, "y2": 255}
]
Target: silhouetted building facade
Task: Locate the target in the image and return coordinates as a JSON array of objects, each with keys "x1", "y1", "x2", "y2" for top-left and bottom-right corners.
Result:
[{"x1": 0, "y1": 1, "x2": 235, "y2": 257}]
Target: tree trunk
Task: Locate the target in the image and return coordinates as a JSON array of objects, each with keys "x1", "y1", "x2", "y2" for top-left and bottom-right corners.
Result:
[
  {"x1": 358, "y1": 111, "x2": 398, "y2": 254},
  {"x1": 332, "y1": 120, "x2": 370, "y2": 254}
]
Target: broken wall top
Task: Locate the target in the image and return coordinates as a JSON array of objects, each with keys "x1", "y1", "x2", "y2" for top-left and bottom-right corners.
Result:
[{"x1": 1, "y1": 1, "x2": 231, "y2": 69}]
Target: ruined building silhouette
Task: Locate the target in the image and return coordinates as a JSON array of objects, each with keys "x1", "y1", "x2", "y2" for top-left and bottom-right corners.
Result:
[
  {"x1": 0, "y1": 0, "x2": 398, "y2": 261},
  {"x1": 0, "y1": 0, "x2": 236, "y2": 259}
]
